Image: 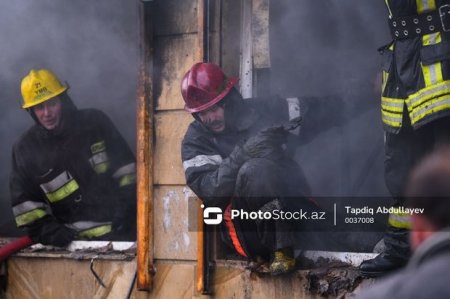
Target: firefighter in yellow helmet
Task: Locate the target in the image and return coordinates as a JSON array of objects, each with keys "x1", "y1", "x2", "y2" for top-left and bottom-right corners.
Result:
[
  {"x1": 10, "y1": 69, "x2": 136, "y2": 247},
  {"x1": 360, "y1": 0, "x2": 450, "y2": 277}
]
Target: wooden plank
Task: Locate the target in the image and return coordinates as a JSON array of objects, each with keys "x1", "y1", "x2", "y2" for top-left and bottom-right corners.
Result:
[
  {"x1": 240, "y1": 0, "x2": 253, "y2": 98},
  {"x1": 196, "y1": 198, "x2": 205, "y2": 293},
  {"x1": 252, "y1": 0, "x2": 270, "y2": 68},
  {"x1": 154, "y1": 0, "x2": 198, "y2": 36},
  {"x1": 136, "y1": 0, "x2": 154, "y2": 291},
  {"x1": 148, "y1": 262, "x2": 196, "y2": 299},
  {"x1": 6, "y1": 258, "x2": 136, "y2": 299},
  {"x1": 153, "y1": 186, "x2": 197, "y2": 261},
  {"x1": 154, "y1": 111, "x2": 193, "y2": 185},
  {"x1": 154, "y1": 34, "x2": 199, "y2": 111},
  {"x1": 5, "y1": 257, "x2": 367, "y2": 298},
  {"x1": 213, "y1": 265, "x2": 322, "y2": 299},
  {"x1": 221, "y1": 0, "x2": 241, "y2": 77},
  {"x1": 198, "y1": 0, "x2": 205, "y2": 61}
]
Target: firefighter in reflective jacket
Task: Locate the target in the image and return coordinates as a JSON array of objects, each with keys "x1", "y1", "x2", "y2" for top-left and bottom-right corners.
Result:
[
  {"x1": 10, "y1": 69, "x2": 136, "y2": 247},
  {"x1": 360, "y1": 0, "x2": 450, "y2": 276},
  {"x1": 180, "y1": 62, "x2": 324, "y2": 275}
]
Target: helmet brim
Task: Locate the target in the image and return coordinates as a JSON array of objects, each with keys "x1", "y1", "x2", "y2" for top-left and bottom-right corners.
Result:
[
  {"x1": 184, "y1": 77, "x2": 239, "y2": 113},
  {"x1": 22, "y1": 86, "x2": 68, "y2": 109}
]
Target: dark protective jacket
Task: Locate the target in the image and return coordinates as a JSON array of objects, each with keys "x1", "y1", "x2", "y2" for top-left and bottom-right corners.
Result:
[
  {"x1": 356, "y1": 231, "x2": 450, "y2": 299},
  {"x1": 181, "y1": 92, "x2": 339, "y2": 258},
  {"x1": 10, "y1": 103, "x2": 136, "y2": 246},
  {"x1": 381, "y1": 0, "x2": 450, "y2": 133},
  {"x1": 181, "y1": 94, "x2": 311, "y2": 209},
  {"x1": 182, "y1": 94, "x2": 304, "y2": 258}
]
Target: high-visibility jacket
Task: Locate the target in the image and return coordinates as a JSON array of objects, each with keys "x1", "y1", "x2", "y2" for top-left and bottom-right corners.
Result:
[
  {"x1": 10, "y1": 106, "x2": 136, "y2": 245},
  {"x1": 382, "y1": 0, "x2": 450, "y2": 133}
]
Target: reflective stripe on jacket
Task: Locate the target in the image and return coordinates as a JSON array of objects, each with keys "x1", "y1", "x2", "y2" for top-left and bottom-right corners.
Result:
[
  {"x1": 382, "y1": 0, "x2": 450, "y2": 133},
  {"x1": 10, "y1": 108, "x2": 136, "y2": 243}
]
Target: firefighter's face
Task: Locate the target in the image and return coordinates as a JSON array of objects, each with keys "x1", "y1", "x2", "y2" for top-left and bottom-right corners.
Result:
[
  {"x1": 198, "y1": 104, "x2": 225, "y2": 132},
  {"x1": 32, "y1": 97, "x2": 63, "y2": 130}
]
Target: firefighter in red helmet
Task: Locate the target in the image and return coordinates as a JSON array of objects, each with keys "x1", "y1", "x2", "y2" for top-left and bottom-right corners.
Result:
[
  {"x1": 360, "y1": 0, "x2": 450, "y2": 277},
  {"x1": 180, "y1": 62, "x2": 328, "y2": 275}
]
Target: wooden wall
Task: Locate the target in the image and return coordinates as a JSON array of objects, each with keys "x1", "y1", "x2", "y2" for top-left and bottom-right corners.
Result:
[{"x1": 152, "y1": 0, "x2": 201, "y2": 263}]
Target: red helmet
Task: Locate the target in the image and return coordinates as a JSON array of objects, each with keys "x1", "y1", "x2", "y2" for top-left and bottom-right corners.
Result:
[{"x1": 181, "y1": 62, "x2": 239, "y2": 113}]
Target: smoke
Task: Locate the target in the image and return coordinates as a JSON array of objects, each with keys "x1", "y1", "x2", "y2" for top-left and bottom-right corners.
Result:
[
  {"x1": 0, "y1": 1, "x2": 138, "y2": 235},
  {"x1": 269, "y1": 0, "x2": 391, "y2": 197}
]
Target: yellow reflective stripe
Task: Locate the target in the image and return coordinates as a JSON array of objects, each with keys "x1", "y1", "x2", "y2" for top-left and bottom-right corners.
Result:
[
  {"x1": 46, "y1": 180, "x2": 79, "y2": 203},
  {"x1": 388, "y1": 213, "x2": 411, "y2": 229},
  {"x1": 15, "y1": 209, "x2": 47, "y2": 227},
  {"x1": 382, "y1": 97, "x2": 404, "y2": 113},
  {"x1": 382, "y1": 71, "x2": 389, "y2": 94},
  {"x1": 382, "y1": 108, "x2": 403, "y2": 119},
  {"x1": 382, "y1": 115, "x2": 403, "y2": 128},
  {"x1": 13, "y1": 201, "x2": 46, "y2": 216},
  {"x1": 422, "y1": 62, "x2": 443, "y2": 86},
  {"x1": 406, "y1": 80, "x2": 450, "y2": 108},
  {"x1": 385, "y1": 0, "x2": 393, "y2": 16},
  {"x1": 422, "y1": 32, "x2": 443, "y2": 87},
  {"x1": 422, "y1": 32, "x2": 441, "y2": 46},
  {"x1": 94, "y1": 162, "x2": 110, "y2": 174},
  {"x1": 78, "y1": 224, "x2": 112, "y2": 238},
  {"x1": 40, "y1": 171, "x2": 72, "y2": 194},
  {"x1": 411, "y1": 95, "x2": 450, "y2": 124},
  {"x1": 416, "y1": 0, "x2": 435, "y2": 13},
  {"x1": 382, "y1": 108, "x2": 403, "y2": 127},
  {"x1": 119, "y1": 173, "x2": 136, "y2": 187},
  {"x1": 91, "y1": 141, "x2": 106, "y2": 154}
]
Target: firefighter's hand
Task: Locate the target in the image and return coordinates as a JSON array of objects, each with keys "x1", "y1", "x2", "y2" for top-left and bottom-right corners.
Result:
[
  {"x1": 243, "y1": 126, "x2": 288, "y2": 158},
  {"x1": 282, "y1": 116, "x2": 302, "y2": 131},
  {"x1": 47, "y1": 226, "x2": 76, "y2": 247}
]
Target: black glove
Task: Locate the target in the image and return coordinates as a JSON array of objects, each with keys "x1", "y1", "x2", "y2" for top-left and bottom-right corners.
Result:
[
  {"x1": 243, "y1": 126, "x2": 289, "y2": 159},
  {"x1": 112, "y1": 212, "x2": 137, "y2": 241},
  {"x1": 228, "y1": 144, "x2": 252, "y2": 166},
  {"x1": 36, "y1": 224, "x2": 77, "y2": 247},
  {"x1": 281, "y1": 116, "x2": 302, "y2": 131}
]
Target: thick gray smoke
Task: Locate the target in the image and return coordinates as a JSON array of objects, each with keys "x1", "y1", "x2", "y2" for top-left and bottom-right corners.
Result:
[
  {"x1": 0, "y1": 1, "x2": 138, "y2": 235},
  {"x1": 270, "y1": 1, "x2": 391, "y2": 198}
]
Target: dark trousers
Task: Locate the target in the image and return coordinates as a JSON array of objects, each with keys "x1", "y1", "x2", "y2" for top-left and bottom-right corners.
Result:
[
  {"x1": 228, "y1": 157, "x2": 311, "y2": 260},
  {"x1": 384, "y1": 114, "x2": 450, "y2": 258}
]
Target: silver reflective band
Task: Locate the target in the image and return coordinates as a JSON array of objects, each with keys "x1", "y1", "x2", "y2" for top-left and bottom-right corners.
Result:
[
  {"x1": 286, "y1": 97, "x2": 301, "y2": 135},
  {"x1": 286, "y1": 97, "x2": 300, "y2": 120},
  {"x1": 382, "y1": 114, "x2": 403, "y2": 123},
  {"x1": 40, "y1": 171, "x2": 72, "y2": 193},
  {"x1": 89, "y1": 152, "x2": 109, "y2": 165},
  {"x1": 183, "y1": 155, "x2": 223, "y2": 171},
  {"x1": 113, "y1": 163, "x2": 136, "y2": 179},
  {"x1": 411, "y1": 97, "x2": 450, "y2": 120},
  {"x1": 407, "y1": 82, "x2": 450, "y2": 107},
  {"x1": 13, "y1": 201, "x2": 46, "y2": 216},
  {"x1": 66, "y1": 221, "x2": 112, "y2": 231},
  {"x1": 382, "y1": 101, "x2": 403, "y2": 108}
]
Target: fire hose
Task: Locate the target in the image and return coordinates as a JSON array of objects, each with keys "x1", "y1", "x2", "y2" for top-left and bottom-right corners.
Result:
[{"x1": 0, "y1": 236, "x2": 33, "y2": 263}]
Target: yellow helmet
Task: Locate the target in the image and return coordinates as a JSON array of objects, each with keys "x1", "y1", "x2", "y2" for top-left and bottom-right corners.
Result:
[{"x1": 20, "y1": 69, "x2": 67, "y2": 109}]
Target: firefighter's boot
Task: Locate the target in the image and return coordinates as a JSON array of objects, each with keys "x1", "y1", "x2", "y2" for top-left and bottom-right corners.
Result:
[
  {"x1": 269, "y1": 247, "x2": 295, "y2": 275},
  {"x1": 359, "y1": 226, "x2": 410, "y2": 277}
]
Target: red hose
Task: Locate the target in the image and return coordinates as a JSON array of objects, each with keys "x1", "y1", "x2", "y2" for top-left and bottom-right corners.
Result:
[{"x1": 0, "y1": 236, "x2": 33, "y2": 262}]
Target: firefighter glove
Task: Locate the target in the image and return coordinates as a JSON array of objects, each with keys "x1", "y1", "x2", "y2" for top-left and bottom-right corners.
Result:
[
  {"x1": 281, "y1": 116, "x2": 302, "y2": 132},
  {"x1": 45, "y1": 225, "x2": 77, "y2": 247},
  {"x1": 243, "y1": 126, "x2": 288, "y2": 159}
]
